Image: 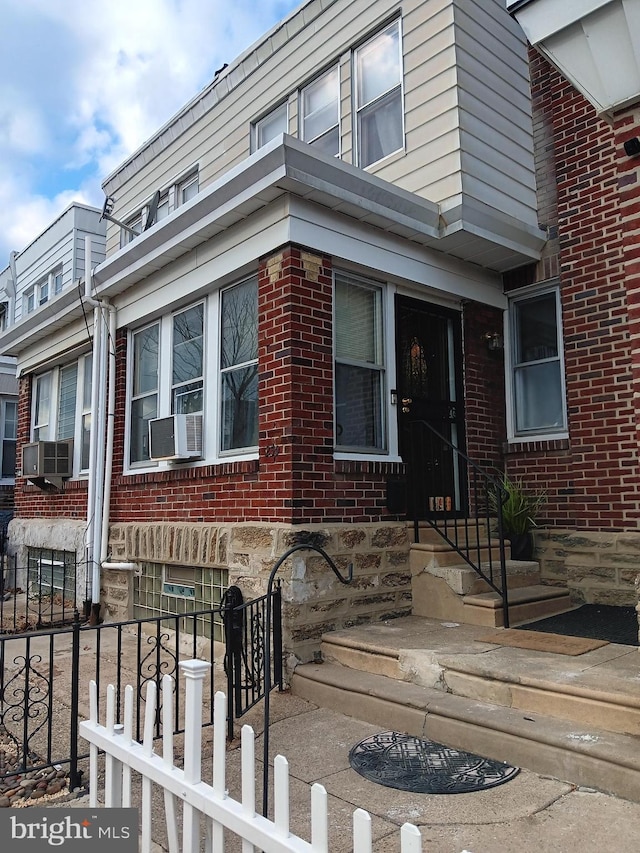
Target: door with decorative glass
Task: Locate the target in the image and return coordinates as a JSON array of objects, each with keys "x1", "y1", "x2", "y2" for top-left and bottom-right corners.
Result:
[{"x1": 395, "y1": 296, "x2": 466, "y2": 518}]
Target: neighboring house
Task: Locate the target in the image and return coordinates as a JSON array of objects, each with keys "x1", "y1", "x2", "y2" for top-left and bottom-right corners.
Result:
[
  {"x1": 0, "y1": 203, "x2": 106, "y2": 567},
  {"x1": 5, "y1": 0, "x2": 629, "y2": 661},
  {"x1": 0, "y1": 204, "x2": 105, "y2": 523}
]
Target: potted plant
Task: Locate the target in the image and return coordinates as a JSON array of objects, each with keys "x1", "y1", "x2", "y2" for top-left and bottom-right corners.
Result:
[{"x1": 489, "y1": 473, "x2": 546, "y2": 561}]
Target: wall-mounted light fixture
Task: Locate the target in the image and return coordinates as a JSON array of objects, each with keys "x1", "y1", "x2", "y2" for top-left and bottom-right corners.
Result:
[
  {"x1": 623, "y1": 137, "x2": 640, "y2": 158},
  {"x1": 483, "y1": 332, "x2": 504, "y2": 353}
]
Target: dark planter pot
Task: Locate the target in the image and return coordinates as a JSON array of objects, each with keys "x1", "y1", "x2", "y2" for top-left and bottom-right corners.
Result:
[{"x1": 507, "y1": 532, "x2": 534, "y2": 561}]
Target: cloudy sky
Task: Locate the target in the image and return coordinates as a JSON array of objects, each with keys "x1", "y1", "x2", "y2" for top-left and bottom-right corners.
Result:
[{"x1": 0, "y1": 0, "x2": 300, "y2": 262}]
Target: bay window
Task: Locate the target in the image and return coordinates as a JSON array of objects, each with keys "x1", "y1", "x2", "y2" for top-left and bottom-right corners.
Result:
[
  {"x1": 355, "y1": 20, "x2": 404, "y2": 168},
  {"x1": 509, "y1": 287, "x2": 567, "y2": 437},
  {"x1": 127, "y1": 278, "x2": 258, "y2": 467},
  {"x1": 334, "y1": 274, "x2": 385, "y2": 451}
]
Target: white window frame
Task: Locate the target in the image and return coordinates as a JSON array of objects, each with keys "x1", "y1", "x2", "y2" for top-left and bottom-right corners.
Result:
[
  {"x1": 30, "y1": 354, "x2": 93, "y2": 474},
  {"x1": 252, "y1": 102, "x2": 288, "y2": 152},
  {"x1": 354, "y1": 19, "x2": 405, "y2": 169},
  {"x1": 505, "y1": 284, "x2": 568, "y2": 442},
  {"x1": 333, "y1": 271, "x2": 387, "y2": 455},
  {"x1": 0, "y1": 398, "x2": 17, "y2": 481},
  {"x1": 125, "y1": 279, "x2": 259, "y2": 473},
  {"x1": 300, "y1": 66, "x2": 340, "y2": 157},
  {"x1": 120, "y1": 168, "x2": 200, "y2": 244}
]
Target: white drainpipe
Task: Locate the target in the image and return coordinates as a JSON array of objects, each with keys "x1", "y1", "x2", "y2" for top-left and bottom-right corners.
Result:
[{"x1": 84, "y1": 236, "x2": 117, "y2": 623}]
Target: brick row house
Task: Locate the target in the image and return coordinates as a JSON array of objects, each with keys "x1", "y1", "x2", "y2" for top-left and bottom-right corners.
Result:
[{"x1": 0, "y1": 0, "x2": 636, "y2": 662}]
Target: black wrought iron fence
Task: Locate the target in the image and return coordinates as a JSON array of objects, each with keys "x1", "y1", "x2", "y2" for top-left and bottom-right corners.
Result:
[
  {"x1": 0, "y1": 608, "x2": 217, "y2": 790},
  {"x1": 0, "y1": 550, "x2": 90, "y2": 633}
]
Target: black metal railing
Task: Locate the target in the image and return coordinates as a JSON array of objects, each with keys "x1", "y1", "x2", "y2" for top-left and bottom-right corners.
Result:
[
  {"x1": 0, "y1": 551, "x2": 90, "y2": 633},
  {"x1": 0, "y1": 607, "x2": 217, "y2": 789},
  {"x1": 221, "y1": 584, "x2": 283, "y2": 741},
  {"x1": 407, "y1": 419, "x2": 510, "y2": 628}
]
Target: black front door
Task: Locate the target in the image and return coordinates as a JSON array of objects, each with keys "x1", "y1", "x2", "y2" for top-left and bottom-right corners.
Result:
[{"x1": 395, "y1": 295, "x2": 467, "y2": 518}]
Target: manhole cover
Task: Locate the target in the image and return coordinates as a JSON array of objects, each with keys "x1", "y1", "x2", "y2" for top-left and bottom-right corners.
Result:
[{"x1": 349, "y1": 731, "x2": 520, "y2": 794}]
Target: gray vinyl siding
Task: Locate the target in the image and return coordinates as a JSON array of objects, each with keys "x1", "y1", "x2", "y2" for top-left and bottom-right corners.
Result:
[
  {"x1": 103, "y1": 0, "x2": 537, "y2": 257},
  {"x1": 11, "y1": 206, "x2": 105, "y2": 321}
]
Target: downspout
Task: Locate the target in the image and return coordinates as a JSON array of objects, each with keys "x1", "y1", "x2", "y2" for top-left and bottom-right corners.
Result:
[{"x1": 84, "y1": 235, "x2": 116, "y2": 624}]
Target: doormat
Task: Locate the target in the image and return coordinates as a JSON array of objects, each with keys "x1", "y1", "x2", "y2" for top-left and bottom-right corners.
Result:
[
  {"x1": 349, "y1": 731, "x2": 519, "y2": 794},
  {"x1": 477, "y1": 628, "x2": 609, "y2": 655},
  {"x1": 518, "y1": 604, "x2": 639, "y2": 647}
]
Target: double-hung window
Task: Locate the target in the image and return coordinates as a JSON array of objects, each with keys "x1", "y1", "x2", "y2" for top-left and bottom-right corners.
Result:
[
  {"x1": 31, "y1": 355, "x2": 93, "y2": 472},
  {"x1": 172, "y1": 304, "x2": 204, "y2": 415},
  {"x1": 301, "y1": 67, "x2": 340, "y2": 157},
  {"x1": 130, "y1": 324, "x2": 159, "y2": 464},
  {"x1": 334, "y1": 274, "x2": 385, "y2": 451},
  {"x1": 220, "y1": 279, "x2": 258, "y2": 452},
  {"x1": 253, "y1": 103, "x2": 288, "y2": 151},
  {"x1": 509, "y1": 287, "x2": 567, "y2": 437},
  {"x1": 128, "y1": 279, "x2": 258, "y2": 466},
  {"x1": 1, "y1": 400, "x2": 17, "y2": 479},
  {"x1": 355, "y1": 20, "x2": 404, "y2": 168},
  {"x1": 179, "y1": 173, "x2": 199, "y2": 204}
]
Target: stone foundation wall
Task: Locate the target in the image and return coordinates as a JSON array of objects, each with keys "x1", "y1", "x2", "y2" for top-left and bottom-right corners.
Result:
[
  {"x1": 107, "y1": 520, "x2": 412, "y2": 668},
  {"x1": 535, "y1": 529, "x2": 640, "y2": 607}
]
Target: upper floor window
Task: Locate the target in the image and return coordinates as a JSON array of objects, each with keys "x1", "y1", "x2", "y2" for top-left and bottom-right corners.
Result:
[
  {"x1": 172, "y1": 304, "x2": 204, "y2": 415},
  {"x1": 23, "y1": 266, "x2": 63, "y2": 316},
  {"x1": 121, "y1": 213, "x2": 143, "y2": 247},
  {"x1": 355, "y1": 20, "x2": 404, "y2": 168},
  {"x1": 130, "y1": 324, "x2": 159, "y2": 464},
  {"x1": 31, "y1": 354, "x2": 93, "y2": 472},
  {"x1": 334, "y1": 273, "x2": 385, "y2": 452},
  {"x1": 179, "y1": 173, "x2": 199, "y2": 204},
  {"x1": 509, "y1": 287, "x2": 567, "y2": 437},
  {"x1": 301, "y1": 67, "x2": 340, "y2": 157},
  {"x1": 254, "y1": 103, "x2": 288, "y2": 151}
]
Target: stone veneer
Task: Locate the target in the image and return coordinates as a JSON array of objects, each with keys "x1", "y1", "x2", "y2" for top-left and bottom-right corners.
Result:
[
  {"x1": 534, "y1": 529, "x2": 640, "y2": 609},
  {"x1": 106, "y1": 520, "x2": 412, "y2": 668}
]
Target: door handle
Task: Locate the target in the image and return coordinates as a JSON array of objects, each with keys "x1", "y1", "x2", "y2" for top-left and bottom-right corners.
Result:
[{"x1": 402, "y1": 397, "x2": 412, "y2": 413}]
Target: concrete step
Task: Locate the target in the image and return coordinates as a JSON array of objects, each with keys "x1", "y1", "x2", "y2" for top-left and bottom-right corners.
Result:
[
  {"x1": 291, "y1": 661, "x2": 640, "y2": 804},
  {"x1": 410, "y1": 544, "x2": 541, "y2": 595},
  {"x1": 463, "y1": 585, "x2": 573, "y2": 627},
  {"x1": 316, "y1": 615, "x2": 640, "y2": 737}
]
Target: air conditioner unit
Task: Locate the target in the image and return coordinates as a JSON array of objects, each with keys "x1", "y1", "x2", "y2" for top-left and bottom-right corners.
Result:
[
  {"x1": 149, "y1": 414, "x2": 203, "y2": 461},
  {"x1": 22, "y1": 440, "x2": 73, "y2": 488}
]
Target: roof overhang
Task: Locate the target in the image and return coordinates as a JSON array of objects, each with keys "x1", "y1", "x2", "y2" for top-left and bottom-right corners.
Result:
[
  {"x1": 0, "y1": 135, "x2": 545, "y2": 357},
  {"x1": 508, "y1": 0, "x2": 640, "y2": 119}
]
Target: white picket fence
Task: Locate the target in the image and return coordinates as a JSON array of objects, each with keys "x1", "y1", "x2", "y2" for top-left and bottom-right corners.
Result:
[{"x1": 79, "y1": 659, "x2": 423, "y2": 853}]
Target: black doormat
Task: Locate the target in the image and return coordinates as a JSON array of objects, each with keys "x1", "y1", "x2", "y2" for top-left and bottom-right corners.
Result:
[
  {"x1": 519, "y1": 604, "x2": 638, "y2": 646},
  {"x1": 349, "y1": 731, "x2": 519, "y2": 794}
]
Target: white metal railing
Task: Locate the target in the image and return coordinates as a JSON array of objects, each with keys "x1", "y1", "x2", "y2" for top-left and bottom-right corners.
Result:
[{"x1": 79, "y1": 659, "x2": 424, "y2": 853}]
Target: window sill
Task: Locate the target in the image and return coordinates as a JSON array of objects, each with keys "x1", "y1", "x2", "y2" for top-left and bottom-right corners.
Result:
[{"x1": 503, "y1": 436, "x2": 569, "y2": 454}]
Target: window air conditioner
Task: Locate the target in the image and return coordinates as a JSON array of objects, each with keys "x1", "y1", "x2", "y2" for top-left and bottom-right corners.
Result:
[
  {"x1": 149, "y1": 414, "x2": 203, "y2": 461},
  {"x1": 22, "y1": 440, "x2": 73, "y2": 488}
]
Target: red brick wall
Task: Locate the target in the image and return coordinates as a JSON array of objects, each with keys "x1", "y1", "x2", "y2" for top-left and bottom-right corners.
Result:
[
  {"x1": 463, "y1": 300, "x2": 506, "y2": 473},
  {"x1": 505, "y1": 54, "x2": 638, "y2": 531},
  {"x1": 11, "y1": 246, "x2": 402, "y2": 528}
]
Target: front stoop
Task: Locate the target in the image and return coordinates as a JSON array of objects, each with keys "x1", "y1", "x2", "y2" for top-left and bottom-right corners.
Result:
[
  {"x1": 290, "y1": 616, "x2": 640, "y2": 803},
  {"x1": 410, "y1": 541, "x2": 573, "y2": 627},
  {"x1": 291, "y1": 661, "x2": 640, "y2": 805}
]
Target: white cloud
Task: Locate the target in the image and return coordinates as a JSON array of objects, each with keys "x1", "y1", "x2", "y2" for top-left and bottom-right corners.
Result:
[{"x1": 0, "y1": 0, "x2": 300, "y2": 260}]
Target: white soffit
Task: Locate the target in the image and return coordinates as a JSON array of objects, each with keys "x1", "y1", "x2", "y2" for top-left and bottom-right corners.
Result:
[{"x1": 508, "y1": 0, "x2": 640, "y2": 117}]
